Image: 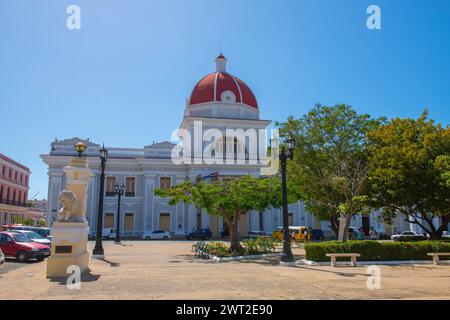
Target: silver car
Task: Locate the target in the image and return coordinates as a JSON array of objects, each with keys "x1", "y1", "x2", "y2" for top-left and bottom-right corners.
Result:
[{"x1": 9, "y1": 230, "x2": 52, "y2": 246}]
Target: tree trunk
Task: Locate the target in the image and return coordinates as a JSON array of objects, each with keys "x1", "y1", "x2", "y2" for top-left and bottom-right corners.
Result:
[
  {"x1": 436, "y1": 217, "x2": 450, "y2": 239},
  {"x1": 259, "y1": 211, "x2": 264, "y2": 231},
  {"x1": 329, "y1": 214, "x2": 340, "y2": 239},
  {"x1": 338, "y1": 214, "x2": 352, "y2": 241},
  {"x1": 407, "y1": 212, "x2": 449, "y2": 240},
  {"x1": 224, "y1": 214, "x2": 242, "y2": 252}
]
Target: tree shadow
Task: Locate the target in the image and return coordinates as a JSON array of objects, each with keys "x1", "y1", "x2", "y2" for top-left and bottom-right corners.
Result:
[
  {"x1": 293, "y1": 265, "x2": 368, "y2": 277},
  {"x1": 169, "y1": 254, "x2": 215, "y2": 264}
]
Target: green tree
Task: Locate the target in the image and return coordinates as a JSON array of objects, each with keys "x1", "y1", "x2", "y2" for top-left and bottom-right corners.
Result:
[
  {"x1": 277, "y1": 104, "x2": 384, "y2": 240},
  {"x1": 155, "y1": 175, "x2": 284, "y2": 252},
  {"x1": 368, "y1": 112, "x2": 450, "y2": 239},
  {"x1": 254, "y1": 176, "x2": 299, "y2": 230},
  {"x1": 14, "y1": 215, "x2": 34, "y2": 226},
  {"x1": 37, "y1": 219, "x2": 47, "y2": 227}
]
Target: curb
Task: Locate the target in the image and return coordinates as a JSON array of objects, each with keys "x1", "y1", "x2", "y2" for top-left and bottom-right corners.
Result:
[
  {"x1": 209, "y1": 253, "x2": 283, "y2": 263},
  {"x1": 294, "y1": 259, "x2": 450, "y2": 266}
]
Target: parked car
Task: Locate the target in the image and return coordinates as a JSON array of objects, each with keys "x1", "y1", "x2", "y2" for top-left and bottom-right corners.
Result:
[
  {"x1": 142, "y1": 230, "x2": 172, "y2": 240},
  {"x1": 442, "y1": 231, "x2": 450, "y2": 239},
  {"x1": 244, "y1": 231, "x2": 268, "y2": 239},
  {"x1": 6, "y1": 226, "x2": 52, "y2": 241},
  {"x1": 0, "y1": 248, "x2": 5, "y2": 268},
  {"x1": 186, "y1": 228, "x2": 212, "y2": 240},
  {"x1": 90, "y1": 228, "x2": 116, "y2": 240},
  {"x1": 9, "y1": 230, "x2": 52, "y2": 246},
  {"x1": 311, "y1": 229, "x2": 325, "y2": 240},
  {"x1": 391, "y1": 231, "x2": 426, "y2": 242},
  {"x1": 0, "y1": 231, "x2": 50, "y2": 262}
]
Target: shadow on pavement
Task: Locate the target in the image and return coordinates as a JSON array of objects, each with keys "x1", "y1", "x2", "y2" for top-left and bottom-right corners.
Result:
[
  {"x1": 293, "y1": 265, "x2": 368, "y2": 277},
  {"x1": 95, "y1": 257, "x2": 120, "y2": 267},
  {"x1": 48, "y1": 268, "x2": 101, "y2": 284},
  {"x1": 170, "y1": 254, "x2": 215, "y2": 264}
]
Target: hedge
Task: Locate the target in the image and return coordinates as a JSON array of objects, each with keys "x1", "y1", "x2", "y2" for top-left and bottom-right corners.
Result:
[{"x1": 305, "y1": 241, "x2": 450, "y2": 262}]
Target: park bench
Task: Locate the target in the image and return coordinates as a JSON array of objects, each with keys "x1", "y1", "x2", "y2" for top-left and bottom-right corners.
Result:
[
  {"x1": 427, "y1": 252, "x2": 450, "y2": 265},
  {"x1": 326, "y1": 253, "x2": 361, "y2": 267}
]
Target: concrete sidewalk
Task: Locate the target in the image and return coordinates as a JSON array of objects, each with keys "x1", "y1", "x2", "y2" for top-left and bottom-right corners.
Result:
[{"x1": 0, "y1": 241, "x2": 449, "y2": 300}]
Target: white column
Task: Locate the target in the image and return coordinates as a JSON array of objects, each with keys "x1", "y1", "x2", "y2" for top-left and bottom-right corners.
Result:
[
  {"x1": 175, "y1": 175, "x2": 185, "y2": 234},
  {"x1": 143, "y1": 174, "x2": 155, "y2": 232},
  {"x1": 87, "y1": 171, "x2": 98, "y2": 229},
  {"x1": 46, "y1": 171, "x2": 64, "y2": 227}
]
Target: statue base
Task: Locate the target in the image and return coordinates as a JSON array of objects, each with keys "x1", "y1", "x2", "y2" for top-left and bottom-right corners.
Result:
[{"x1": 46, "y1": 222, "x2": 90, "y2": 278}]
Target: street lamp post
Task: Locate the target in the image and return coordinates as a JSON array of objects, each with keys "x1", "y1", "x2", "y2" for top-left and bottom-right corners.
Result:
[
  {"x1": 280, "y1": 138, "x2": 295, "y2": 262},
  {"x1": 114, "y1": 183, "x2": 125, "y2": 244},
  {"x1": 92, "y1": 145, "x2": 108, "y2": 257}
]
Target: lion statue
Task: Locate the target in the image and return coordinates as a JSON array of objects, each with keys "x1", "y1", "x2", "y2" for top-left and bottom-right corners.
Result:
[{"x1": 57, "y1": 190, "x2": 84, "y2": 222}]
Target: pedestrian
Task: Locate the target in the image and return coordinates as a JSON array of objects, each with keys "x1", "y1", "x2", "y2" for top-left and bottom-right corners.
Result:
[
  {"x1": 369, "y1": 227, "x2": 378, "y2": 240},
  {"x1": 303, "y1": 228, "x2": 309, "y2": 240}
]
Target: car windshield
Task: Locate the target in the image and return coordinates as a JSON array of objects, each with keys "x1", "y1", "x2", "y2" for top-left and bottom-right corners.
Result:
[
  {"x1": 23, "y1": 231, "x2": 45, "y2": 239},
  {"x1": 35, "y1": 229, "x2": 48, "y2": 236},
  {"x1": 11, "y1": 233, "x2": 33, "y2": 243}
]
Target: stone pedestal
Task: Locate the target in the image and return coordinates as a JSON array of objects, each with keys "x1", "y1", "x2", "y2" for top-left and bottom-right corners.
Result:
[
  {"x1": 46, "y1": 222, "x2": 90, "y2": 278},
  {"x1": 46, "y1": 155, "x2": 92, "y2": 278}
]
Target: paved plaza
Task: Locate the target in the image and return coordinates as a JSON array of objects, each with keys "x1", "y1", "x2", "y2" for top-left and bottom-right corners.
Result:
[{"x1": 0, "y1": 241, "x2": 449, "y2": 300}]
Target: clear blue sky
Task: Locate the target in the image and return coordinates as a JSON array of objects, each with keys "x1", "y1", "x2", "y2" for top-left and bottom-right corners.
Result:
[{"x1": 0, "y1": 0, "x2": 449, "y2": 199}]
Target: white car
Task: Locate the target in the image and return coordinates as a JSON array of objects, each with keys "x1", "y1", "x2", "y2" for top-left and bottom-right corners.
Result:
[
  {"x1": 0, "y1": 248, "x2": 5, "y2": 268},
  {"x1": 390, "y1": 231, "x2": 425, "y2": 241},
  {"x1": 442, "y1": 231, "x2": 450, "y2": 239},
  {"x1": 142, "y1": 230, "x2": 172, "y2": 240},
  {"x1": 10, "y1": 230, "x2": 52, "y2": 246}
]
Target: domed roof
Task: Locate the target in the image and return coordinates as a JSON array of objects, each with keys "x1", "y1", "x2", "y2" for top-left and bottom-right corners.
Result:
[{"x1": 189, "y1": 55, "x2": 258, "y2": 109}]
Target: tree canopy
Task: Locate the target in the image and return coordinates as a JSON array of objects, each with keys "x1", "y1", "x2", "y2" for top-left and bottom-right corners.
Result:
[
  {"x1": 277, "y1": 104, "x2": 384, "y2": 240},
  {"x1": 154, "y1": 175, "x2": 294, "y2": 251},
  {"x1": 368, "y1": 111, "x2": 450, "y2": 239}
]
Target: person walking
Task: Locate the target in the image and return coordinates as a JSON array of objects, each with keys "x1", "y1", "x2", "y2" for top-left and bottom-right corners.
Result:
[{"x1": 369, "y1": 227, "x2": 378, "y2": 240}]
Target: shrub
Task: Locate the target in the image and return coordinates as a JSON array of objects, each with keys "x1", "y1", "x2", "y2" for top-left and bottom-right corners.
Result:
[
  {"x1": 396, "y1": 235, "x2": 427, "y2": 242},
  {"x1": 243, "y1": 237, "x2": 277, "y2": 255},
  {"x1": 305, "y1": 241, "x2": 450, "y2": 262},
  {"x1": 195, "y1": 237, "x2": 279, "y2": 258},
  {"x1": 204, "y1": 242, "x2": 229, "y2": 257}
]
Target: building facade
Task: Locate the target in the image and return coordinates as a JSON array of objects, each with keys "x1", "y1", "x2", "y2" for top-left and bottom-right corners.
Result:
[
  {"x1": 41, "y1": 55, "x2": 414, "y2": 238},
  {"x1": 0, "y1": 153, "x2": 31, "y2": 226}
]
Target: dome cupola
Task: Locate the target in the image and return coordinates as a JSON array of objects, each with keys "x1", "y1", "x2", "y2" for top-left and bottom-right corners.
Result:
[{"x1": 188, "y1": 54, "x2": 258, "y2": 110}]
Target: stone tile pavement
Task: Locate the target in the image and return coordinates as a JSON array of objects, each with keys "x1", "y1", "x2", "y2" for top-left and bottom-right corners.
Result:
[{"x1": 0, "y1": 241, "x2": 449, "y2": 300}]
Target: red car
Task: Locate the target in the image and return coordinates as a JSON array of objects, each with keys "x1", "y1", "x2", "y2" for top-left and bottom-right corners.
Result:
[{"x1": 0, "y1": 231, "x2": 50, "y2": 262}]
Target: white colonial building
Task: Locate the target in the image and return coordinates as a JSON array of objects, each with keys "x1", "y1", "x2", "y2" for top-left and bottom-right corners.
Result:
[{"x1": 41, "y1": 55, "x2": 408, "y2": 239}]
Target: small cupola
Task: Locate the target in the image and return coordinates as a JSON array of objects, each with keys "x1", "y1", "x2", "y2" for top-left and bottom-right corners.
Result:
[{"x1": 215, "y1": 53, "x2": 227, "y2": 73}]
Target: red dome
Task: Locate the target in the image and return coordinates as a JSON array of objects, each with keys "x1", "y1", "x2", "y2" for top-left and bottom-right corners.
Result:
[{"x1": 189, "y1": 56, "x2": 258, "y2": 109}]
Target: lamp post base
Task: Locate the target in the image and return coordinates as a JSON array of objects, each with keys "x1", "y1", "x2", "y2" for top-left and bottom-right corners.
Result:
[
  {"x1": 92, "y1": 240, "x2": 104, "y2": 256},
  {"x1": 114, "y1": 240, "x2": 121, "y2": 245},
  {"x1": 92, "y1": 247, "x2": 104, "y2": 258}
]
